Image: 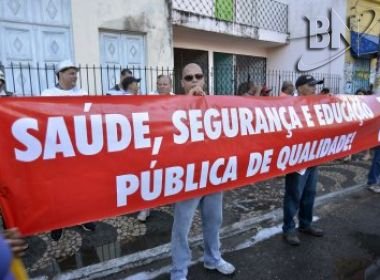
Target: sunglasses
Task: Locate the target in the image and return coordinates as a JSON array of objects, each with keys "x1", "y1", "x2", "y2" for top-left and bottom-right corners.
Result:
[{"x1": 183, "y1": 74, "x2": 204, "y2": 82}]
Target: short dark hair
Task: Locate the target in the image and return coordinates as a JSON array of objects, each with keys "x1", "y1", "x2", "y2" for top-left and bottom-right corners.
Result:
[
  {"x1": 281, "y1": 81, "x2": 293, "y2": 92},
  {"x1": 237, "y1": 82, "x2": 253, "y2": 96},
  {"x1": 121, "y1": 68, "x2": 132, "y2": 76},
  {"x1": 321, "y1": 87, "x2": 330, "y2": 94}
]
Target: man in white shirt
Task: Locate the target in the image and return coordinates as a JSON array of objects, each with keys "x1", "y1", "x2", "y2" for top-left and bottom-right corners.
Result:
[
  {"x1": 40, "y1": 60, "x2": 95, "y2": 241},
  {"x1": 41, "y1": 60, "x2": 86, "y2": 96}
]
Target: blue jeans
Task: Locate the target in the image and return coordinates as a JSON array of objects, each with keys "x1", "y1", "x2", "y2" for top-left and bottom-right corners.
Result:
[
  {"x1": 367, "y1": 146, "x2": 380, "y2": 185},
  {"x1": 171, "y1": 192, "x2": 223, "y2": 280},
  {"x1": 283, "y1": 167, "x2": 318, "y2": 233}
]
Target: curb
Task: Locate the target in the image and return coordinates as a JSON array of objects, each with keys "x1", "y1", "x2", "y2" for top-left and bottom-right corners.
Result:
[{"x1": 52, "y1": 183, "x2": 366, "y2": 280}]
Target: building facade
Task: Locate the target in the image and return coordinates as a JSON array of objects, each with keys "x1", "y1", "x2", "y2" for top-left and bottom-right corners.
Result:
[
  {"x1": 268, "y1": 0, "x2": 347, "y2": 94},
  {"x1": 0, "y1": 0, "x2": 356, "y2": 96},
  {"x1": 344, "y1": 0, "x2": 380, "y2": 94},
  {"x1": 172, "y1": 0, "x2": 347, "y2": 95},
  {"x1": 172, "y1": 0, "x2": 289, "y2": 94},
  {"x1": 0, "y1": 0, "x2": 173, "y2": 95}
]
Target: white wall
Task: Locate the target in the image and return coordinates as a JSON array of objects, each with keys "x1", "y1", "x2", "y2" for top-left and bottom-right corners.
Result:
[
  {"x1": 71, "y1": 0, "x2": 173, "y2": 67},
  {"x1": 268, "y1": 0, "x2": 347, "y2": 92},
  {"x1": 173, "y1": 26, "x2": 269, "y2": 57}
]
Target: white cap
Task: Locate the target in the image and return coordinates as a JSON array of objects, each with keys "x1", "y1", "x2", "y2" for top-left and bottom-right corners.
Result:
[{"x1": 55, "y1": 60, "x2": 78, "y2": 74}]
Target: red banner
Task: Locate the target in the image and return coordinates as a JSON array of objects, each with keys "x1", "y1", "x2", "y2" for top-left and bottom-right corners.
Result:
[{"x1": 0, "y1": 95, "x2": 379, "y2": 235}]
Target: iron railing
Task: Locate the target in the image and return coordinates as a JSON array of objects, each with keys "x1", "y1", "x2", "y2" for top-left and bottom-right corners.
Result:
[
  {"x1": 213, "y1": 67, "x2": 342, "y2": 95},
  {"x1": 265, "y1": 70, "x2": 342, "y2": 96},
  {"x1": 0, "y1": 63, "x2": 174, "y2": 96},
  {"x1": 172, "y1": 0, "x2": 288, "y2": 33},
  {"x1": 0, "y1": 63, "x2": 342, "y2": 96}
]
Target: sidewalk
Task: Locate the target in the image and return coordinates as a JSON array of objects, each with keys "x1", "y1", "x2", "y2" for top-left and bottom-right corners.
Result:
[
  {"x1": 155, "y1": 187, "x2": 380, "y2": 280},
  {"x1": 23, "y1": 153, "x2": 372, "y2": 279}
]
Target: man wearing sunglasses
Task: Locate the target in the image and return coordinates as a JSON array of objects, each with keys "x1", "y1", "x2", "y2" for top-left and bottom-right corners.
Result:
[
  {"x1": 181, "y1": 63, "x2": 206, "y2": 96},
  {"x1": 170, "y1": 63, "x2": 235, "y2": 280},
  {"x1": 282, "y1": 75, "x2": 324, "y2": 246}
]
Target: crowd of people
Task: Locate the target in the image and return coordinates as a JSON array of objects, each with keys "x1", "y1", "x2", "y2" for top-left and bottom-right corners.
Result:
[{"x1": 0, "y1": 60, "x2": 379, "y2": 280}]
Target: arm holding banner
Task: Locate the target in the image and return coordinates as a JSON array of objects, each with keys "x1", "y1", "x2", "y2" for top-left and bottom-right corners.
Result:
[{"x1": 0, "y1": 228, "x2": 29, "y2": 280}]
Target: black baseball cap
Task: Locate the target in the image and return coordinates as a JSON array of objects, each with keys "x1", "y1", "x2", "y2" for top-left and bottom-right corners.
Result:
[
  {"x1": 295, "y1": 75, "x2": 323, "y2": 88},
  {"x1": 124, "y1": 76, "x2": 141, "y2": 83},
  {"x1": 121, "y1": 76, "x2": 141, "y2": 89},
  {"x1": 121, "y1": 68, "x2": 133, "y2": 76}
]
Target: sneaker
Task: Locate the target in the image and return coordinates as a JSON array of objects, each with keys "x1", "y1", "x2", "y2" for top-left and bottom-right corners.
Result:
[
  {"x1": 81, "y1": 222, "x2": 96, "y2": 231},
  {"x1": 367, "y1": 185, "x2": 380, "y2": 193},
  {"x1": 298, "y1": 226, "x2": 324, "y2": 237},
  {"x1": 204, "y1": 259, "x2": 235, "y2": 275},
  {"x1": 343, "y1": 155, "x2": 351, "y2": 162},
  {"x1": 283, "y1": 231, "x2": 300, "y2": 246},
  {"x1": 362, "y1": 154, "x2": 371, "y2": 161},
  {"x1": 51, "y1": 229, "x2": 63, "y2": 241},
  {"x1": 137, "y1": 210, "x2": 150, "y2": 222}
]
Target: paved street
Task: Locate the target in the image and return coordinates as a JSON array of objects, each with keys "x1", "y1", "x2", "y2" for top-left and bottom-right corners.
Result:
[
  {"x1": 104, "y1": 187, "x2": 380, "y2": 280},
  {"x1": 157, "y1": 188, "x2": 380, "y2": 280}
]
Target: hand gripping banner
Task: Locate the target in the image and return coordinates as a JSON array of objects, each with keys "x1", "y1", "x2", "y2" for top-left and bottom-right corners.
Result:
[{"x1": 0, "y1": 95, "x2": 379, "y2": 235}]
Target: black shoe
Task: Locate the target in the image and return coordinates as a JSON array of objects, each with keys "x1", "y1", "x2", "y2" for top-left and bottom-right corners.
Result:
[
  {"x1": 283, "y1": 231, "x2": 300, "y2": 246},
  {"x1": 81, "y1": 222, "x2": 96, "y2": 232},
  {"x1": 298, "y1": 226, "x2": 324, "y2": 237},
  {"x1": 51, "y1": 229, "x2": 63, "y2": 241}
]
